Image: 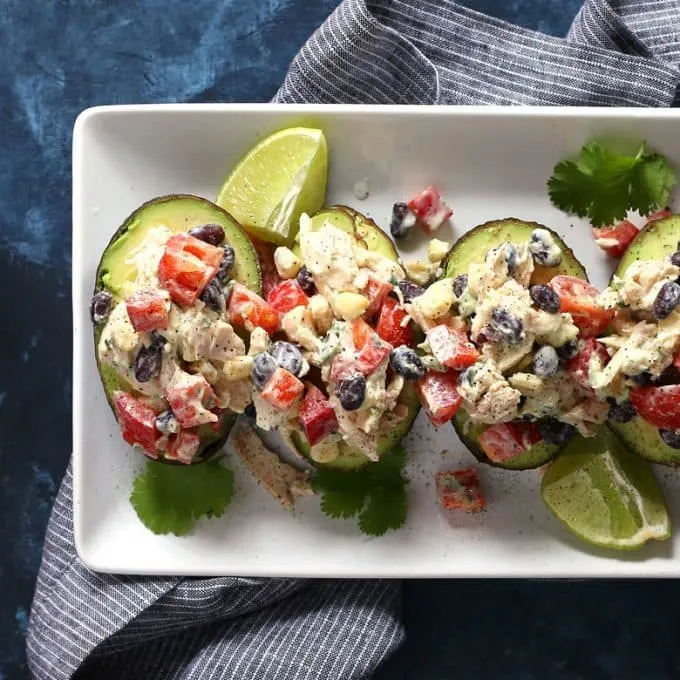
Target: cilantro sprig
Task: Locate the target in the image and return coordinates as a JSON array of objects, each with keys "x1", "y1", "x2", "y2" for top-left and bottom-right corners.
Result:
[
  {"x1": 130, "y1": 458, "x2": 235, "y2": 536},
  {"x1": 311, "y1": 445, "x2": 408, "y2": 537},
  {"x1": 548, "y1": 141, "x2": 676, "y2": 227}
]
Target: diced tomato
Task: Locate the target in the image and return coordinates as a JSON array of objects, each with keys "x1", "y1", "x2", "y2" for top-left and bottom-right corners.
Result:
[
  {"x1": 299, "y1": 384, "x2": 338, "y2": 445},
  {"x1": 125, "y1": 290, "x2": 169, "y2": 332},
  {"x1": 228, "y1": 282, "x2": 280, "y2": 334},
  {"x1": 549, "y1": 275, "x2": 614, "y2": 338},
  {"x1": 478, "y1": 422, "x2": 541, "y2": 464},
  {"x1": 165, "y1": 430, "x2": 201, "y2": 464},
  {"x1": 426, "y1": 325, "x2": 479, "y2": 370},
  {"x1": 415, "y1": 370, "x2": 462, "y2": 427},
  {"x1": 363, "y1": 276, "x2": 392, "y2": 320},
  {"x1": 436, "y1": 469, "x2": 486, "y2": 512},
  {"x1": 260, "y1": 367, "x2": 305, "y2": 411},
  {"x1": 407, "y1": 186, "x2": 453, "y2": 234},
  {"x1": 157, "y1": 233, "x2": 223, "y2": 307},
  {"x1": 112, "y1": 391, "x2": 160, "y2": 456},
  {"x1": 630, "y1": 385, "x2": 680, "y2": 429},
  {"x1": 567, "y1": 338, "x2": 609, "y2": 394},
  {"x1": 167, "y1": 373, "x2": 219, "y2": 428},
  {"x1": 267, "y1": 279, "x2": 309, "y2": 314},
  {"x1": 376, "y1": 297, "x2": 413, "y2": 348},
  {"x1": 352, "y1": 318, "x2": 373, "y2": 350},
  {"x1": 592, "y1": 220, "x2": 639, "y2": 258},
  {"x1": 356, "y1": 335, "x2": 391, "y2": 376},
  {"x1": 250, "y1": 237, "x2": 282, "y2": 297},
  {"x1": 646, "y1": 208, "x2": 672, "y2": 225}
]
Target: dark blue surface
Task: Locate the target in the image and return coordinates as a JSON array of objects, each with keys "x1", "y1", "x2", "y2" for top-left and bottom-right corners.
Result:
[{"x1": 6, "y1": 1, "x2": 662, "y2": 678}]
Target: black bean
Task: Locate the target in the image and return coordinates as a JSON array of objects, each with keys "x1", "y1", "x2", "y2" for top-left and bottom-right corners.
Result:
[
  {"x1": 533, "y1": 345, "x2": 559, "y2": 377},
  {"x1": 90, "y1": 290, "x2": 113, "y2": 324},
  {"x1": 216, "y1": 245, "x2": 235, "y2": 282},
  {"x1": 529, "y1": 228, "x2": 562, "y2": 267},
  {"x1": 537, "y1": 418, "x2": 577, "y2": 445},
  {"x1": 660, "y1": 429, "x2": 680, "y2": 449},
  {"x1": 244, "y1": 403, "x2": 256, "y2": 419},
  {"x1": 488, "y1": 308, "x2": 525, "y2": 345},
  {"x1": 652, "y1": 281, "x2": 680, "y2": 319},
  {"x1": 607, "y1": 400, "x2": 637, "y2": 423},
  {"x1": 556, "y1": 339, "x2": 579, "y2": 361},
  {"x1": 502, "y1": 243, "x2": 519, "y2": 275},
  {"x1": 529, "y1": 285, "x2": 560, "y2": 314},
  {"x1": 398, "y1": 279, "x2": 425, "y2": 302},
  {"x1": 200, "y1": 278, "x2": 226, "y2": 313},
  {"x1": 189, "y1": 223, "x2": 225, "y2": 246},
  {"x1": 156, "y1": 409, "x2": 180, "y2": 435},
  {"x1": 134, "y1": 343, "x2": 162, "y2": 383},
  {"x1": 453, "y1": 274, "x2": 468, "y2": 298},
  {"x1": 251, "y1": 353, "x2": 278, "y2": 391},
  {"x1": 149, "y1": 330, "x2": 167, "y2": 349},
  {"x1": 632, "y1": 371, "x2": 655, "y2": 386},
  {"x1": 656, "y1": 365, "x2": 680, "y2": 386},
  {"x1": 517, "y1": 413, "x2": 538, "y2": 423},
  {"x1": 270, "y1": 341, "x2": 304, "y2": 377},
  {"x1": 296, "y1": 266, "x2": 316, "y2": 295},
  {"x1": 389, "y1": 346, "x2": 426, "y2": 381},
  {"x1": 671, "y1": 252, "x2": 680, "y2": 267},
  {"x1": 390, "y1": 202, "x2": 416, "y2": 239},
  {"x1": 335, "y1": 375, "x2": 366, "y2": 411}
]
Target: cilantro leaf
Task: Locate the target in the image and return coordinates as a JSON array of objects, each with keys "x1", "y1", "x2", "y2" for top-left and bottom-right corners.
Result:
[
  {"x1": 311, "y1": 445, "x2": 408, "y2": 536},
  {"x1": 548, "y1": 141, "x2": 676, "y2": 227},
  {"x1": 130, "y1": 458, "x2": 235, "y2": 536}
]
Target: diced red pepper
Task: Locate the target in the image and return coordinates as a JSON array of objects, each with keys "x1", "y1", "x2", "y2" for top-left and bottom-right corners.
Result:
[
  {"x1": 352, "y1": 318, "x2": 373, "y2": 350},
  {"x1": 363, "y1": 276, "x2": 392, "y2": 320},
  {"x1": 478, "y1": 422, "x2": 541, "y2": 464},
  {"x1": 299, "y1": 384, "x2": 338, "y2": 446},
  {"x1": 415, "y1": 370, "x2": 462, "y2": 427},
  {"x1": 355, "y1": 335, "x2": 391, "y2": 376},
  {"x1": 266, "y1": 279, "x2": 309, "y2": 314},
  {"x1": 549, "y1": 275, "x2": 614, "y2": 338},
  {"x1": 376, "y1": 297, "x2": 413, "y2": 348},
  {"x1": 165, "y1": 430, "x2": 201, "y2": 464},
  {"x1": 125, "y1": 290, "x2": 169, "y2": 332},
  {"x1": 228, "y1": 282, "x2": 280, "y2": 334},
  {"x1": 157, "y1": 233, "x2": 224, "y2": 307},
  {"x1": 646, "y1": 208, "x2": 672, "y2": 225},
  {"x1": 166, "y1": 373, "x2": 219, "y2": 428},
  {"x1": 250, "y1": 237, "x2": 282, "y2": 298},
  {"x1": 567, "y1": 338, "x2": 609, "y2": 395},
  {"x1": 426, "y1": 325, "x2": 479, "y2": 370},
  {"x1": 113, "y1": 391, "x2": 160, "y2": 456},
  {"x1": 630, "y1": 385, "x2": 680, "y2": 429},
  {"x1": 260, "y1": 367, "x2": 305, "y2": 411},
  {"x1": 436, "y1": 469, "x2": 486, "y2": 512},
  {"x1": 592, "y1": 220, "x2": 639, "y2": 258},
  {"x1": 407, "y1": 186, "x2": 452, "y2": 234}
]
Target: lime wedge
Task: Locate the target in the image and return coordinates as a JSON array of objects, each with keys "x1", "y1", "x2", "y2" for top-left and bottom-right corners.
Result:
[
  {"x1": 216, "y1": 127, "x2": 328, "y2": 246},
  {"x1": 541, "y1": 427, "x2": 670, "y2": 550}
]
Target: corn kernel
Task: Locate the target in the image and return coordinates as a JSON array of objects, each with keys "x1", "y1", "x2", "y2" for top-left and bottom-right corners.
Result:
[
  {"x1": 332, "y1": 292, "x2": 369, "y2": 320},
  {"x1": 274, "y1": 247, "x2": 303, "y2": 279},
  {"x1": 403, "y1": 259, "x2": 436, "y2": 286},
  {"x1": 428, "y1": 238, "x2": 451, "y2": 263},
  {"x1": 223, "y1": 356, "x2": 255, "y2": 381},
  {"x1": 413, "y1": 279, "x2": 455, "y2": 319},
  {"x1": 309, "y1": 294, "x2": 333, "y2": 335}
]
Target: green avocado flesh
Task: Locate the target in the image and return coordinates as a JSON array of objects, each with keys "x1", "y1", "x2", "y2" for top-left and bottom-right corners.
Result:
[
  {"x1": 442, "y1": 218, "x2": 587, "y2": 469},
  {"x1": 289, "y1": 205, "x2": 419, "y2": 469},
  {"x1": 453, "y1": 410, "x2": 559, "y2": 470},
  {"x1": 441, "y1": 218, "x2": 587, "y2": 283},
  {"x1": 94, "y1": 195, "x2": 261, "y2": 463},
  {"x1": 288, "y1": 382, "x2": 421, "y2": 470},
  {"x1": 608, "y1": 214, "x2": 680, "y2": 466}
]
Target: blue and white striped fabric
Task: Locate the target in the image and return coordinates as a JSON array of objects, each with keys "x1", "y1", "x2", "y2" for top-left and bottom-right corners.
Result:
[{"x1": 28, "y1": 1, "x2": 680, "y2": 678}]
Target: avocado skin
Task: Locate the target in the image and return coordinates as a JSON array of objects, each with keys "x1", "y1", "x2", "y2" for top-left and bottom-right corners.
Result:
[
  {"x1": 608, "y1": 214, "x2": 680, "y2": 466},
  {"x1": 93, "y1": 194, "x2": 262, "y2": 465},
  {"x1": 440, "y1": 218, "x2": 587, "y2": 470}
]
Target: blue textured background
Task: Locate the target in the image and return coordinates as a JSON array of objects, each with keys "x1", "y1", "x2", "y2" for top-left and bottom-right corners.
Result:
[{"x1": 7, "y1": 1, "x2": 679, "y2": 679}]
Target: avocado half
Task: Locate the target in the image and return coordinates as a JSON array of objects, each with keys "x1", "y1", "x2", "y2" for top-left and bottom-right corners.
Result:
[
  {"x1": 441, "y1": 218, "x2": 588, "y2": 470},
  {"x1": 93, "y1": 194, "x2": 262, "y2": 463},
  {"x1": 608, "y1": 214, "x2": 680, "y2": 466},
  {"x1": 285, "y1": 205, "x2": 420, "y2": 470}
]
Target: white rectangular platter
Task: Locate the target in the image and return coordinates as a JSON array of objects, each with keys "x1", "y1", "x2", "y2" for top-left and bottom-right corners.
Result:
[{"x1": 73, "y1": 104, "x2": 680, "y2": 577}]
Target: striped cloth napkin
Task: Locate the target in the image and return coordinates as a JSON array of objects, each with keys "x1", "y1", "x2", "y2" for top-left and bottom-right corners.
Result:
[{"x1": 27, "y1": 1, "x2": 680, "y2": 679}]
